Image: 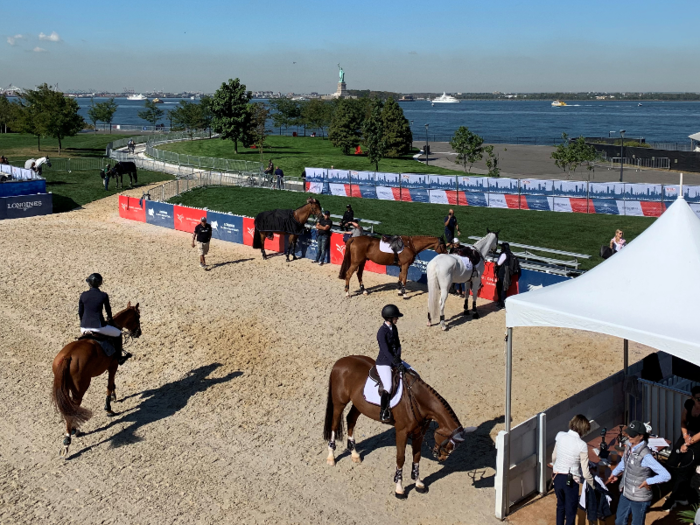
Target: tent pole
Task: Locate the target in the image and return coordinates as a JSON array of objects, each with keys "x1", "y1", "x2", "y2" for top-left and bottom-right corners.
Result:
[
  {"x1": 624, "y1": 339, "x2": 629, "y2": 423},
  {"x1": 505, "y1": 327, "x2": 513, "y2": 515}
]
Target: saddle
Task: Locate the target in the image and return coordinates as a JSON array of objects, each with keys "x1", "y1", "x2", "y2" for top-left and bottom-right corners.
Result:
[
  {"x1": 458, "y1": 246, "x2": 482, "y2": 267},
  {"x1": 368, "y1": 365, "x2": 401, "y2": 395},
  {"x1": 381, "y1": 235, "x2": 404, "y2": 265},
  {"x1": 78, "y1": 332, "x2": 117, "y2": 357}
]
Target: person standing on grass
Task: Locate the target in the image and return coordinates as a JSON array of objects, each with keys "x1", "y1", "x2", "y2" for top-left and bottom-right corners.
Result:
[
  {"x1": 275, "y1": 166, "x2": 284, "y2": 189},
  {"x1": 192, "y1": 217, "x2": 212, "y2": 269},
  {"x1": 444, "y1": 209, "x2": 460, "y2": 242},
  {"x1": 313, "y1": 210, "x2": 332, "y2": 266},
  {"x1": 606, "y1": 420, "x2": 670, "y2": 525}
]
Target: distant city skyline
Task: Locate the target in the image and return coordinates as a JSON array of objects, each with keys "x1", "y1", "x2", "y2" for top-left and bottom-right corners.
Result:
[{"x1": 3, "y1": 0, "x2": 698, "y2": 93}]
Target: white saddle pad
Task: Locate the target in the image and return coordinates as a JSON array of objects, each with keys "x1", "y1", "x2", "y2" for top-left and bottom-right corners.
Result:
[
  {"x1": 379, "y1": 240, "x2": 404, "y2": 254},
  {"x1": 459, "y1": 256, "x2": 473, "y2": 272},
  {"x1": 363, "y1": 375, "x2": 404, "y2": 408}
]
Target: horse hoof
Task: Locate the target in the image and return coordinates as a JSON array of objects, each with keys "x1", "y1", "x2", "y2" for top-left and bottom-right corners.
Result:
[
  {"x1": 403, "y1": 294, "x2": 409, "y2": 300},
  {"x1": 427, "y1": 321, "x2": 432, "y2": 327},
  {"x1": 472, "y1": 313, "x2": 480, "y2": 320},
  {"x1": 463, "y1": 310, "x2": 470, "y2": 316},
  {"x1": 105, "y1": 410, "x2": 117, "y2": 417},
  {"x1": 415, "y1": 485, "x2": 429, "y2": 494},
  {"x1": 395, "y1": 491, "x2": 407, "y2": 500},
  {"x1": 326, "y1": 457, "x2": 336, "y2": 466},
  {"x1": 345, "y1": 292, "x2": 350, "y2": 298},
  {"x1": 440, "y1": 324, "x2": 448, "y2": 332},
  {"x1": 362, "y1": 290, "x2": 368, "y2": 296},
  {"x1": 351, "y1": 455, "x2": 362, "y2": 464}
]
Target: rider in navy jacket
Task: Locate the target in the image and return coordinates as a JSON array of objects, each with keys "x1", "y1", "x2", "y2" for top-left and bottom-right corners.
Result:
[{"x1": 376, "y1": 304, "x2": 405, "y2": 422}]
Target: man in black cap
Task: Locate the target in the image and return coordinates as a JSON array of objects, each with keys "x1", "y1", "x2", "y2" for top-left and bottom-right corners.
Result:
[
  {"x1": 313, "y1": 210, "x2": 332, "y2": 266},
  {"x1": 192, "y1": 217, "x2": 212, "y2": 269},
  {"x1": 606, "y1": 420, "x2": 670, "y2": 525},
  {"x1": 340, "y1": 204, "x2": 355, "y2": 231}
]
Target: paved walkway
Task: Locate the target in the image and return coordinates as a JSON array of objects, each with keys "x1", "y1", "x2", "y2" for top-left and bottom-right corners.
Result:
[{"x1": 412, "y1": 142, "x2": 699, "y2": 185}]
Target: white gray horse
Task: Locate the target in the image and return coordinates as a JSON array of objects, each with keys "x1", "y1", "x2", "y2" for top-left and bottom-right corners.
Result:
[
  {"x1": 426, "y1": 231, "x2": 499, "y2": 331},
  {"x1": 24, "y1": 157, "x2": 51, "y2": 176}
]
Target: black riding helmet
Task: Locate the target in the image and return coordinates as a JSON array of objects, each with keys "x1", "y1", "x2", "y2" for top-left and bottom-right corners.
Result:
[
  {"x1": 381, "y1": 304, "x2": 403, "y2": 320},
  {"x1": 86, "y1": 273, "x2": 103, "y2": 288}
]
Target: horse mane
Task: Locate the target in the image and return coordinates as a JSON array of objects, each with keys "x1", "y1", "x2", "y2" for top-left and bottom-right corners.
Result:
[{"x1": 415, "y1": 376, "x2": 461, "y2": 426}]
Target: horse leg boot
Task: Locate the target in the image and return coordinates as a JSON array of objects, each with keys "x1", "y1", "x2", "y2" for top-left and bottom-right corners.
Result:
[
  {"x1": 471, "y1": 297, "x2": 480, "y2": 319},
  {"x1": 380, "y1": 392, "x2": 392, "y2": 423},
  {"x1": 326, "y1": 431, "x2": 336, "y2": 466},
  {"x1": 346, "y1": 405, "x2": 362, "y2": 464}
]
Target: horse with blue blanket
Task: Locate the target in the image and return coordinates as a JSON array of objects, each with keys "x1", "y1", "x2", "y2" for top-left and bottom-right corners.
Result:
[{"x1": 253, "y1": 197, "x2": 322, "y2": 261}]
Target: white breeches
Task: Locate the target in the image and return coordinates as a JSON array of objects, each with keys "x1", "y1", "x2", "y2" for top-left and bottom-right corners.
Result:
[
  {"x1": 81, "y1": 325, "x2": 122, "y2": 337},
  {"x1": 376, "y1": 362, "x2": 411, "y2": 393}
]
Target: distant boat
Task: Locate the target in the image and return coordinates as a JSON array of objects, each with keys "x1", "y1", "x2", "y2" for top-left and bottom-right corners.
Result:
[
  {"x1": 127, "y1": 94, "x2": 147, "y2": 101},
  {"x1": 190, "y1": 96, "x2": 196, "y2": 100},
  {"x1": 152, "y1": 98, "x2": 164, "y2": 104},
  {"x1": 291, "y1": 96, "x2": 309, "y2": 101},
  {"x1": 551, "y1": 100, "x2": 567, "y2": 107},
  {"x1": 638, "y1": 103, "x2": 643, "y2": 106},
  {"x1": 431, "y1": 92, "x2": 459, "y2": 105},
  {"x1": 399, "y1": 95, "x2": 415, "y2": 102}
]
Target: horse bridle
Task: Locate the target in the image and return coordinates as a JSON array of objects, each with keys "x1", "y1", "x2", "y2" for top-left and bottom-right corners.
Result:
[{"x1": 433, "y1": 426, "x2": 466, "y2": 458}]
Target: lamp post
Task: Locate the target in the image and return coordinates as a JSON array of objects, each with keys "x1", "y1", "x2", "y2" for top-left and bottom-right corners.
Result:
[
  {"x1": 425, "y1": 124, "x2": 429, "y2": 166},
  {"x1": 619, "y1": 130, "x2": 625, "y2": 182}
]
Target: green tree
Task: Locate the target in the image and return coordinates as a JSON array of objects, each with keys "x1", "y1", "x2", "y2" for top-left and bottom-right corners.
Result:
[
  {"x1": 449, "y1": 126, "x2": 485, "y2": 172},
  {"x1": 87, "y1": 98, "x2": 101, "y2": 132},
  {"x1": 198, "y1": 95, "x2": 214, "y2": 138},
  {"x1": 248, "y1": 102, "x2": 271, "y2": 162},
  {"x1": 302, "y1": 99, "x2": 333, "y2": 138},
  {"x1": 484, "y1": 145, "x2": 502, "y2": 177},
  {"x1": 362, "y1": 99, "x2": 386, "y2": 170},
  {"x1": 211, "y1": 78, "x2": 252, "y2": 154},
  {"x1": 381, "y1": 98, "x2": 413, "y2": 157},
  {"x1": 169, "y1": 100, "x2": 206, "y2": 137},
  {"x1": 0, "y1": 95, "x2": 15, "y2": 133},
  {"x1": 98, "y1": 98, "x2": 118, "y2": 133},
  {"x1": 138, "y1": 99, "x2": 165, "y2": 130},
  {"x1": 269, "y1": 99, "x2": 301, "y2": 135},
  {"x1": 329, "y1": 98, "x2": 364, "y2": 155},
  {"x1": 551, "y1": 133, "x2": 598, "y2": 177}
]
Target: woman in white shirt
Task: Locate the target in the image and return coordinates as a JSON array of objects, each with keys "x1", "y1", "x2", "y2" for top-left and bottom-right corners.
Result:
[
  {"x1": 609, "y1": 229, "x2": 626, "y2": 253},
  {"x1": 551, "y1": 414, "x2": 595, "y2": 525}
]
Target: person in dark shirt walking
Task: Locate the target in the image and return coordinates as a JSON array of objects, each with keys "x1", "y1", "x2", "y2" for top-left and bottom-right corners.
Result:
[
  {"x1": 79, "y1": 273, "x2": 131, "y2": 364},
  {"x1": 313, "y1": 210, "x2": 332, "y2": 266},
  {"x1": 274, "y1": 166, "x2": 284, "y2": 189},
  {"x1": 376, "y1": 304, "x2": 413, "y2": 422},
  {"x1": 192, "y1": 217, "x2": 213, "y2": 269},
  {"x1": 444, "y1": 209, "x2": 460, "y2": 241}
]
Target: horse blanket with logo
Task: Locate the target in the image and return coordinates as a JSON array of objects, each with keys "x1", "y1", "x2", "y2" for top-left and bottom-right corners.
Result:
[{"x1": 254, "y1": 209, "x2": 307, "y2": 236}]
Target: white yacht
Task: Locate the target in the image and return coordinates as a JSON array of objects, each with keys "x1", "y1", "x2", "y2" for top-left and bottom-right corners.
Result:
[
  {"x1": 127, "y1": 93, "x2": 147, "y2": 101},
  {"x1": 431, "y1": 92, "x2": 459, "y2": 105}
]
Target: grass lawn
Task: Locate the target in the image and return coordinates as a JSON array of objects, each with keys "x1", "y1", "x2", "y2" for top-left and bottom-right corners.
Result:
[
  {"x1": 156, "y1": 135, "x2": 466, "y2": 176},
  {"x1": 169, "y1": 186, "x2": 655, "y2": 270},
  {"x1": 0, "y1": 133, "x2": 174, "y2": 213}
]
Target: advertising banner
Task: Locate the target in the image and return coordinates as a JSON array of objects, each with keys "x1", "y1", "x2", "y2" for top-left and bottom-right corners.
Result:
[
  {"x1": 408, "y1": 188, "x2": 430, "y2": 203},
  {"x1": 376, "y1": 172, "x2": 400, "y2": 187},
  {"x1": 242, "y1": 217, "x2": 255, "y2": 246},
  {"x1": 264, "y1": 233, "x2": 285, "y2": 252},
  {"x1": 590, "y1": 199, "x2": 620, "y2": 215},
  {"x1": 328, "y1": 183, "x2": 349, "y2": 196},
  {"x1": 488, "y1": 193, "x2": 509, "y2": 208},
  {"x1": 589, "y1": 182, "x2": 624, "y2": 199},
  {"x1": 306, "y1": 182, "x2": 324, "y2": 194},
  {"x1": 517, "y1": 269, "x2": 570, "y2": 293},
  {"x1": 0, "y1": 179, "x2": 46, "y2": 198},
  {"x1": 330, "y1": 233, "x2": 346, "y2": 265},
  {"x1": 465, "y1": 193, "x2": 488, "y2": 207},
  {"x1": 304, "y1": 229, "x2": 318, "y2": 261},
  {"x1": 523, "y1": 195, "x2": 553, "y2": 211},
  {"x1": 327, "y1": 169, "x2": 350, "y2": 184},
  {"x1": 119, "y1": 195, "x2": 146, "y2": 222},
  {"x1": 459, "y1": 176, "x2": 489, "y2": 193},
  {"x1": 690, "y1": 203, "x2": 700, "y2": 220},
  {"x1": 305, "y1": 168, "x2": 326, "y2": 182},
  {"x1": 352, "y1": 171, "x2": 375, "y2": 184},
  {"x1": 173, "y1": 205, "x2": 205, "y2": 233},
  {"x1": 520, "y1": 179, "x2": 553, "y2": 196},
  {"x1": 376, "y1": 186, "x2": 400, "y2": 201},
  {"x1": 553, "y1": 180, "x2": 587, "y2": 198},
  {"x1": 663, "y1": 185, "x2": 700, "y2": 203},
  {"x1": 624, "y1": 183, "x2": 663, "y2": 201},
  {"x1": 569, "y1": 198, "x2": 590, "y2": 214},
  {"x1": 3, "y1": 193, "x2": 52, "y2": 219},
  {"x1": 359, "y1": 186, "x2": 378, "y2": 199},
  {"x1": 478, "y1": 262, "x2": 498, "y2": 300},
  {"x1": 145, "y1": 201, "x2": 175, "y2": 229},
  {"x1": 400, "y1": 173, "x2": 430, "y2": 189},
  {"x1": 618, "y1": 200, "x2": 644, "y2": 217},
  {"x1": 639, "y1": 201, "x2": 666, "y2": 217},
  {"x1": 488, "y1": 178, "x2": 519, "y2": 194},
  {"x1": 208, "y1": 211, "x2": 243, "y2": 243},
  {"x1": 429, "y1": 175, "x2": 457, "y2": 191}
]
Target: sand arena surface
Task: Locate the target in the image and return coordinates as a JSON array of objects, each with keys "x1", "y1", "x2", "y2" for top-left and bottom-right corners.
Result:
[{"x1": 0, "y1": 186, "x2": 652, "y2": 524}]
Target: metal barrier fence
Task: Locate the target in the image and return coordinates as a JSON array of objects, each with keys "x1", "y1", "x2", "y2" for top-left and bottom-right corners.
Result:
[
  {"x1": 43, "y1": 157, "x2": 112, "y2": 172},
  {"x1": 608, "y1": 156, "x2": 671, "y2": 170}
]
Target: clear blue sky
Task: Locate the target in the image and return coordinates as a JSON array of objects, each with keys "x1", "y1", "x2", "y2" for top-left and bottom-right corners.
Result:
[{"x1": 2, "y1": 0, "x2": 698, "y2": 93}]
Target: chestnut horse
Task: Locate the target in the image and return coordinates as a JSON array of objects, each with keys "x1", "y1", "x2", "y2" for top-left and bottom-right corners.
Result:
[
  {"x1": 51, "y1": 302, "x2": 142, "y2": 457},
  {"x1": 252, "y1": 197, "x2": 322, "y2": 261},
  {"x1": 338, "y1": 235, "x2": 447, "y2": 297},
  {"x1": 323, "y1": 355, "x2": 473, "y2": 498}
]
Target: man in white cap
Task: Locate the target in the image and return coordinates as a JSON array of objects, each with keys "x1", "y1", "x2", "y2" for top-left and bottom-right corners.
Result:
[{"x1": 192, "y1": 217, "x2": 212, "y2": 268}]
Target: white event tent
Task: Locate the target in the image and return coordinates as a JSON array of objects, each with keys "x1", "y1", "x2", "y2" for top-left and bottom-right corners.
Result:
[{"x1": 499, "y1": 195, "x2": 700, "y2": 516}]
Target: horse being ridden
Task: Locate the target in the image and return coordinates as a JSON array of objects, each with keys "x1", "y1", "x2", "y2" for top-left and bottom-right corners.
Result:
[
  {"x1": 338, "y1": 235, "x2": 447, "y2": 298},
  {"x1": 109, "y1": 161, "x2": 138, "y2": 188},
  {"x1": 24, "y1": 157, "x2": 51, "y2": 176},
  {"x1": 323, "y1": 310, "x2": 473, "y2": 497},
  {"x1": 52, "y1": 291, "x2": 142, "y2": 458},
  {"x1": 426, "y1": 230, "x2": 499, "y2": 330},
  {"x1": 252, "y1": 197, "x2": 322, "y2": 261}
]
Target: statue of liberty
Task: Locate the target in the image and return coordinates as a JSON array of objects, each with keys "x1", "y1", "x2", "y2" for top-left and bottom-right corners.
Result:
[{"x1": 338, "y1": 64, "x2": 345, "y2": 83}]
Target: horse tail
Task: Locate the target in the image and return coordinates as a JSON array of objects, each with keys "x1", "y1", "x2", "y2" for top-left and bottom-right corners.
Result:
[
  {"x1": 427, "y1": 257, "x2": 441, "y2": 321},
  {"x1": 323, "y1": 370, "x2": 344, "y2": 441},
  {"x1": 52, "y1": 356, "x2": 92, "y2": 426},
  {"x1": 252, "y1": 227, "x2": 262, "y2": 249},
  {"x1": 338, "y1": 237, "x2": 354, "y2": 279}
]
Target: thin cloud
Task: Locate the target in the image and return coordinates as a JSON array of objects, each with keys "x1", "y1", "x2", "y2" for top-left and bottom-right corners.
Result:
[
  {"x1": 39, "y1": 32, "x2": 61, "y2": 42},
  {"x1": 409, "y1": 51, "x2": 418, "y2": 55},
  {"x1": 7, "y1": 34, "x2": 24, "y2": 46},
  {"x1": 33, "y1": 47, "x2": 47, "y2": 53}
]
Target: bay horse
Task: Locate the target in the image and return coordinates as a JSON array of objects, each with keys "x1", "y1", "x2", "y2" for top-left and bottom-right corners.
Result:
[
  {"x1": 109, "y1": 161, "x2": 138, "y2": 188},
  {"x1": 252, "y1": 197, "x2": 322, "y2": 261},
  {"x1": 51, "y1": 302, "x2": 142, "y2": 458},
  {"x1": 427, "y1": 231, "x2": 499, "y2": 330},
  {"x1": 338, "y1": 235, "x2": 447, "y2": 298},
  {"x1": 324, "y1": 356, "x2": 474, "y2": 498}
]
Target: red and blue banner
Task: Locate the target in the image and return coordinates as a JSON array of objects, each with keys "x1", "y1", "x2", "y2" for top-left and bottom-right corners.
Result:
[
  {"x1": 146, "y1": 201, "x2": 175, "y2": 229},
  {"x1": 173, "y1": 205, "x2": 204, "y2": 233},
  {"x1": 119, "y1": 195, "x2": 146, "y2": 222},
  {"x1": 208, "y1": 211, "x2": 243, "y2": 244}
]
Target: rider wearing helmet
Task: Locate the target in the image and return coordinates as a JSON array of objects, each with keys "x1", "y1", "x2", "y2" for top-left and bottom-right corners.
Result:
[
  {"x1": 376, "y1": 304, "x2": 407, "y2": 423},
  {"x1": 79, "y1": 273, "x2": 131, "y2": 365}
]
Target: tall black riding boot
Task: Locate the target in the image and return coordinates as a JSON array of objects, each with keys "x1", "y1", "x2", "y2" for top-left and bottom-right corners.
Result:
[
  {"x1": 115, "y1": 335, "x2": 132, "y2": 365},
  {"x1": 380, "y1": 392, "x2": 392, "y2": 422}
]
